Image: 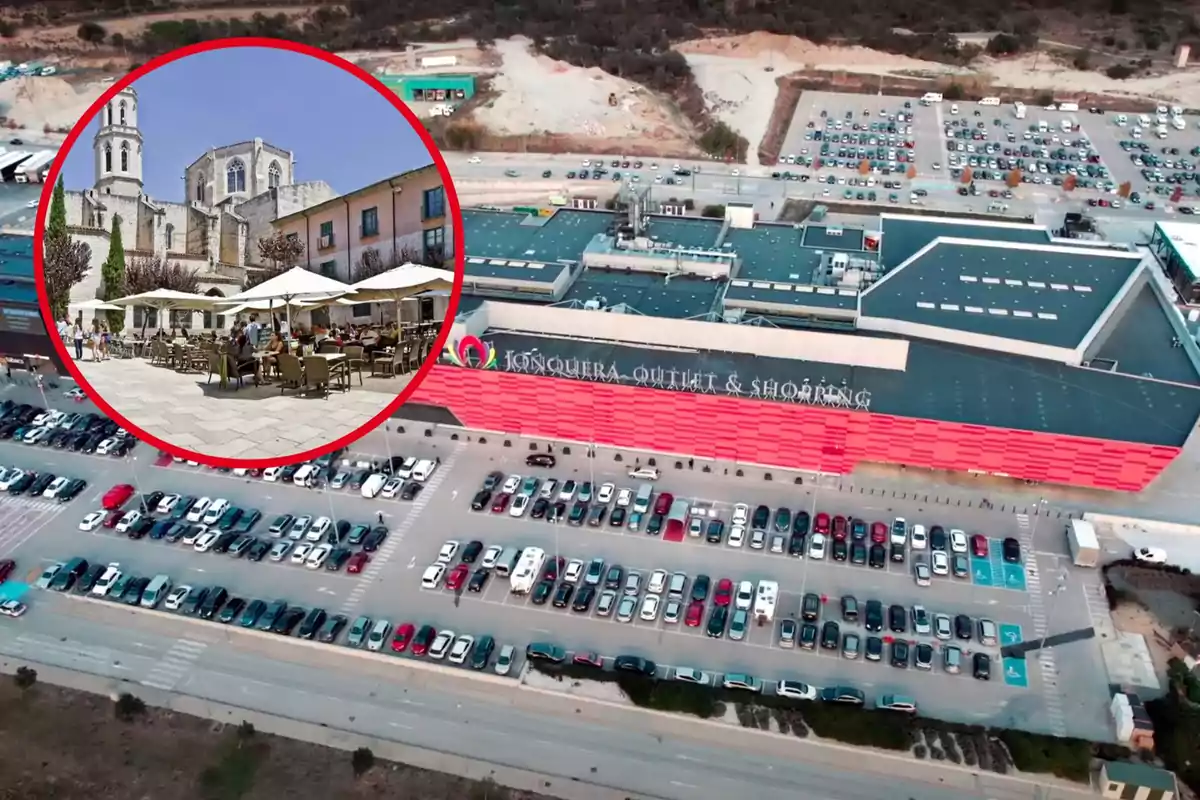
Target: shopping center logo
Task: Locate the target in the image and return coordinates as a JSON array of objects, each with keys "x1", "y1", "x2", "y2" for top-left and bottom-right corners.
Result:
[{"x1": 444, "y1": 335, "x2": 497, "y2": 369}]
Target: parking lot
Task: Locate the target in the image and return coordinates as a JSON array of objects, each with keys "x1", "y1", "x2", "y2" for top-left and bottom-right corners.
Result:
[
  {"x1": 0, "y1": 430, "x2": 1116, "y2": 739},
  {"x1": 1085, "y1": 106, "x2": 1200, "y2": 212}
]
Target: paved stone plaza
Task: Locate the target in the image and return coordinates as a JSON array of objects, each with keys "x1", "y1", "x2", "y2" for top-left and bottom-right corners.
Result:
[{"x1": 72, "y1": 357, "x2": 414, "y2": 460}]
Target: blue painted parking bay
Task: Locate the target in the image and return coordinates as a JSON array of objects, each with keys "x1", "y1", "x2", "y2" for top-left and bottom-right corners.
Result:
[
  {"x1": 0, "y1": 581, "x2": 29, "y2": 602},
  {"x1": 969, "y1": 540, "x2": 1027, "y2": 592},
  {"x1": 1000, "y1": 623, "x2": 1029, "y2": 688}
]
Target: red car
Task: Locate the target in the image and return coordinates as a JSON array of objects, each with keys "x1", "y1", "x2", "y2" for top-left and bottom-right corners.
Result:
[
  {"x1": 870, "y1": 521, "x2": 888, "y2": 544},
  {"x1": 102, "y1": 483, "x2": 134, "y2": 511},
  {"x1": 832, "y1": 515, "x2": 848, "y2": 541},
  {"x1": 0, "y1": 559, "x2": 14, "y2": 584},
  {"x1": 685, "y1": 600, "x2": 705, "y2": 627},
  {"x1": 412, "y1": 624, "x2": 436, "y2": 656},
  {"x1": 346, "y1": 552, "x2": 370, "y2": 574},
  {"x1": 573, "y1": 651, "x2": 603, "y2": 667},
  {"x1": 814, "y1": 513, "x2": 831, "y2": 535},
  {"x1": 390, "y1": 623, "x2": 415, "y2": 652},
  {"x1": 491, "y1": 493, "x2": 510, "y2": 514},
  {"x1": 971, "y1": 534, "x2": 989, "y2": 558},
  {"x1": 714, "y1": 578, "x2": 733, "y2": 606},
  {"x1": 445, "y1": 563, "x2": 470, "y2": 591},
  {"x1": 102, "y1": 509, "x2": 123, "y2": 528},
  {"x1": 653, "y1": 492, "x2": 674, "y2": 515}
]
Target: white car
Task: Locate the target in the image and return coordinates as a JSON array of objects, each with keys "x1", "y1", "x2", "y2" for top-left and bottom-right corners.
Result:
[
  {"x1": 91, "y1": 564, "x2": 122, "y2": 597},
  {"x1": 306, "y1": 516, "x2": 332, "y2": 542},
  {"x1": 448, "y1": 634, "x2": 475, "y2": 664},
  {"x1": 95, "y1": 436, "x2": 119, "y2": 454},
  {"x1": 949, "y1": 529, "x2": 968, "y2": 554},
  {"x1": 0, "y1": 469, "x2": 23, "y2": 491},
  {"x1": 931, "y1": 550, "x2": 950, "y2": 576},
  {"x1": 735, "y1": 580, "x2": 754, "y2": 610},
  {"x1": 914, "y1": 560, "x2": 932, "y2": 587},
  {"x1": 289, "y1": 515, "x2": 312, "y2": 540},
  {"x1": 42, "y1": 476, "x2": 69, "y2": 499},
  {"x1": 366, "y1": 619, "x2": 391, "y2": 652},
  {"x1": 181, "y1": 525, "x2": 207, "y2": 546},
  {"x1": 627, "y1": 467, "x2": 659, "y2": 480},
  {"x1": 909, "y1": 525, "x2": 928, "y2": 550},
  {"x1": 565, "y1": 559, "x2": 585, "y2": 584},
  {"x1": 163, "y1": 585, "x2": 191, "y2": 610},
  {"x1": 437, "y1": 540, "x2": 460, "y2": 563},
  {"x1": 360, "y1": 473, "x2": 387, "y2": 498},
  {"x1": 615, "y1": 488, "x2": 633, "y2": 507},
  {"x1": 305, "y1": 543, "x2": 332, "y2": 569},
  {"x1": 194, "y1": 531, "x2": 221, "y2": 552},
  {"x1": 647, "y1": 569, "x2": 668, "y2": 595},
  {"x1": 422, "y1": 563, "x2": 446, "y2": 588},
  {"x1": 1134, "y1": 547, "x2": 1168, "y2": 564},
  {"x1": 509, "y1": 494, "x2": 530, "y2": 517},
  {"x1": 481, "y1": 545, "x2": 503, "y2": 569},
  {"x1": 156, "y1": 494, "x2": 181, "y2": 515},
  {"x1": 78, "y1": 511, "x2": 105, "y2": 531},
  {"x1": 808, "y1": 533, "x2": 827, "y2": 560},
  {"x1": 380, "y1": 477, "x2": 404, "y2": 499},
  {"x1": 501, "y1": 475, "x2": 521, "y2": 495},
  {"x1": 201, "y1": 499, "x2": 228, "y2": 526},
  {"x1": 495, "y1": 644, "x2": 516, "y2": 675},
  {"x1": 934, "y1": 613, "x2": 953, "y2": 641},
  {"x1": 732, "y1": 503, "x2": 749, "y2": 525},
  {"x1": 557, "y1": 482, "x2": 577, "y2": 502},
  {"x1": 750, "y1": 529, "x2": 767, "y2": 550},
  {"x1": 268, "y1": 541, "x2": 291, "y2": 561},
  {"x1": 468, "y1": 155, "x2": 481, "y2": 164},
  {"x1": 115, "y1": 510, "x2": 141, "y2": 533},
  {"x1": 429, "y1": 629, "x2": 455, "y2": 659},
  {"x1": 728, "y1": 525, "x2": 745, "y2": 547},
  {"x1": 891, "y1": 518, "x2": 908, "y2": 546},
  {"x1": 262, "y1": 467, "x2": 283, "y2": 482},
  {"x1": 639, "y1": 593, "x2": 661, "y2": 621},
  {"x1": 186, "y1": 497, "x2": 212, "y2": 522},
  {"x1": 292, "y1": 464, "x2": 316, "y2": 486},
  {"x1": 597, "y1": 483, "x2": 615, "y2": 504},
  {"x1": 289, "y1": 542, "x2": 314, "y2": 564},
  {"x1": 35, "y1": 563, "x2": 62, "y2": 589},
  {"x1": 775, "y1": 680, "x2": 818, "y2": 701}
]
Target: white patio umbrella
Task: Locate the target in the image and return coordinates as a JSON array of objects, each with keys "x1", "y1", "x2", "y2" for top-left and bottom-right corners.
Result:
[
  {"x1": 349, "y1": 263, "x2": 454, "y2": 324},
  {"x1": 74, "y1": 299, "x2": 124, "y2": 311},
  {"x1": 219, "y1": 267, "x2": 356, "y2": 337},
  {"x1": 109, "y1": 288, "x2": 222, "y2": 336}
]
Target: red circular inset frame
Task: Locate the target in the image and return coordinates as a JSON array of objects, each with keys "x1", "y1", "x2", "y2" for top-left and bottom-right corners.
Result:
[{"x1": 34, "y1": 37, "x2": 464, "y2": 469}]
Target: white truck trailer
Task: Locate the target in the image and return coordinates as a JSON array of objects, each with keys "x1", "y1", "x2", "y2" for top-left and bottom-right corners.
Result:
[
  {"x1": 753, "y1": 580, "x2": 779, "y2": 624},
  {"x1": 1066, "y1": 520, "x2": 1100, "y2": 567},
  {"x1": 509, "y1": 547, "x2": 547, "y2": 594}
]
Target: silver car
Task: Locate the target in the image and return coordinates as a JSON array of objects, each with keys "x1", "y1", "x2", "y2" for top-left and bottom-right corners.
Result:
[
  {"x1": 750, "y1": 529, "x2": 767, "y2": 550},
  {"x1": 934, "y1": 613, "x2": 953, "y2": 641},
  {"x1": 662, "y1": 598, "x2": 682, "y2": 624},
  {"x1": 623, "y1": 571, "x2": 642, "y2": 596},
  {"x1": 596, "y1": 589, "x2": 618, "y2": 617},
  {"x1": 616, "y1": 595, "x2": 637, "y2": 622}
]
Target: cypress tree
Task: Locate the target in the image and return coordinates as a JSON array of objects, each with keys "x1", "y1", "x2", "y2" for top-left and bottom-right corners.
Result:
[
  {"x1": 47, "y1": 176, "x2": 67, "y2": 241},
  {"x1": 100, "y1": 215, "x2": 126, "y2": 331}
]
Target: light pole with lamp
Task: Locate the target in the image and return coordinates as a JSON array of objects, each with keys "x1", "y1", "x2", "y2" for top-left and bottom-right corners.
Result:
[{"x1": 1038, "y1": 581, "x2": 1069, "y2": 653}]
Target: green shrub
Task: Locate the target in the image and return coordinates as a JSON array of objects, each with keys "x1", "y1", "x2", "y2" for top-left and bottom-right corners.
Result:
[
  {"x1": 114, "y1": 693, "x2": 146, "y2": 721},
  {"x1": 999, "y1": 730, "x2": 1092, "y2": 781}
]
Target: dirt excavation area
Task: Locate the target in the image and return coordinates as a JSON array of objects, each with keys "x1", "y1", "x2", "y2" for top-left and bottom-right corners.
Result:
[
  {"x1": 0, "y1": 678, "x2": 560, "y2": 800},
  {"x1": 474, "y1": 37, "x2": 695, "y2": 149},
  {"x1": 0, "y1": 75, "x2": 106, "y2": 138}
]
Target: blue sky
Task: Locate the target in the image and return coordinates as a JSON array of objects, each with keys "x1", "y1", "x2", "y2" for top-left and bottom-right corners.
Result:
[{"x1": 60, "y1": 45, "x2": 435, "y2": 198}]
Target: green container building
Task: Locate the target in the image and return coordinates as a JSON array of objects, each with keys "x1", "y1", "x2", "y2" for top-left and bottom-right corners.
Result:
[{"x1": 377, "y1": 74, "x2": 476, "y2": 103}]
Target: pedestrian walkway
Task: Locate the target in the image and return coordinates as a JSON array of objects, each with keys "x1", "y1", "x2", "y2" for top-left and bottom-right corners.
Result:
[
  {"x1": 141, "y1": 636, "x2": 211, "y2": 692},
  {"x1": 74, "y1": 357, "x2": 412, "y2": 460}
]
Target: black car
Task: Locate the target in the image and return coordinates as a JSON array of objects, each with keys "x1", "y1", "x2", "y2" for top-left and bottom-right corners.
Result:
[
  {"x1": 400, "y1": 481, "x2": 422, "y2": 501},
  {"x1": 346, "y1": 524, "x2": 370, "y2": 545},
  {"x1": 272, "y1": 607, "x2": 306, "y2": 635},
  {"x1": 889, "y1": 542, "x2": 906, "y2": 563},
  {"x1": 461, "y1": 540, "x2": 484, "y2": 563},
  {"x1": 864, "y1": 600, "x2": 884, "y2": 632},
  {"x1": 973, "y1": 652, "x2": 992, "y2": 680},
  {"x1": 245, "y1": 538, "x2": 271, "y2": 562},
  {"x1": 705, "y1": 519, "x2": 724, "y2": 544},
  {"x1": 799, "y1": 623, "x2": 818, "y2": 649},
  {"x1": 317, "y1": 614, "x2": 349, "y2": 643},
  {"x1": 572, "y1": 585, "x2": 596, "y2": 612},
  {"x1": 525, "y1": 453, "x2": 556, "y2": 468},
  {"x1": 530, "y1": 497, "x2": 549, "y2": 519},
  {"x1": 646, "y1": 513, "x2": 664, "y2": 536},
  {"x1": 28, "y1": 473, "x2": 55, "y2": 496},
  {"x1": 482, "y1": 471, "x2": 504, "y2": 491},
  {"x1": 531, "y1": 579, "x2": 554, "y2": 605},
  {"x1": 182, "y1": 586, "x2": 210, "y2": 616},
  {"x1": 170, "y1": 497, "x2": 196, "y2": 520},
  {"x1": 218, "y1": 597, "x2": 247, "y2": 623},
  {"x1": 930, "y1": 525, "x2": 948, "y2": 552},
  {"x1": 587, "y1": 505, "x2": 607, "y2": 527},
  {"x1": 864, "y1": 635, "x2": 884, "y2": 661},
  {"x1": 801, "y1": 592, "x2": 821, "y2": 622},
  {"x1": 610, "y1": 507, "x2": 627, "y2": 528},
  {"x1": 568, "y1": 501, "x2": 588, "y2": 526},
  {"x1": 690, "y1": 574, "x2": 710, "y2": 602},
  {"x1": 850, "y1": 542, "x2": 868, "y2": 565},
  {"x1": 890, "y1": 640, "x2": 910, "y2": 668},
  {"x1": 751, "y1": 505, "x2": 770, "y2": 530},
  {"x1": 211, "y1": 531, "x2": 239, "y2": 553},
  {"x1": 1002, "y1": 537, "x2": 1021, "y2": 563},
  {"x1": 128, "y1": 517, "x2": 154, "y2": 539},
  {"x1": 849, "y1": 518, "x2": 867, "y2": 540},
  {"x1": 467, "y1": 568, "x2": 489, "y2": 593},
  {"x1": 297, "y1": 607, "x2": 328, "y2": 639},
  {"x1": 954, "y1": 614, "x2": 973, "y2": 640},
  {"x1": 915, "y1": 643, "x2": 935, "y2": 670},
  {"x1": 148, "y1": 519, "x2": 173, "y2": 539},
  {"x1": 234, "y1": 510, "x2": 262, "y2": 534},
  {"x1": 772, "y1": 507, "x2": 791, "y2": 532},
  {"x1": 141, "y1": 491, "x2": 165, "y2": 512},
  {"x1": 604, "y1": 565, "x2": 623, "y2": 589},
  {"x1": 613, "y1": 655, "x2": 657, "y2": 676},
  {"x1": 324, "y1": 547, "x2": 352, "y2": 571},
  {"x1": 552, "y1": 582, "x2": 574, "y2": 608},
  {"x1": 841, "y1": 595, "x2": 859, "y2": 622},
  {"x1": 831, "y1": 539, "x2": 848, "y2": 562},
  {"x1": 820, "y1": 620, "x2": 840, "y2": 649},
  {"x1": 122, "y1": 577, "x2": 150, "y2": 605},
  {"x1": 361, "y1": 527, "x2": 388, "y2": 552},
  {"x1": 706, "y1": 605, "x2": 728, "y2": 638},
  {"x1": 74, "y1": 563, "x2": 106, "y2": 593},
  {"x1": 198, "y1": 587, "x2": 229, "y2": 619},
  {"x1": 888, "y1": 604, "x2": 907, "y2": 633},
  {"x1": 792, "y1": 510, "x2": 811, "y2": 536},
  {"x1": 280, "y1": 464, "x2": 302, "y2": 482},
  {"x1": 869, "y1": 543, "x2": 886, "y2": 568},
  {"x1": 470, "y1": 489, "x2": 491, "y2": 511},
  {"x1": 58, "y1": 478, "x2": 87, "y2": 501}
]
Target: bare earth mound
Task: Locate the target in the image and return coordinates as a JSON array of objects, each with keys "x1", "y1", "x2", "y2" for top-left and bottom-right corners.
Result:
[{"x1": 0, "y1": 76, "x2": 105, "y2": 134}]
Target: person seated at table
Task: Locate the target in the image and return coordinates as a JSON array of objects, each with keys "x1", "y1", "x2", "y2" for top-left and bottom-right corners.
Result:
[
  {"x1": 233, "y1": 334, "x2": 261, "y2": 383},
  {"x1": 260, "y1": 332, "x2": 284, "y2": 375}
]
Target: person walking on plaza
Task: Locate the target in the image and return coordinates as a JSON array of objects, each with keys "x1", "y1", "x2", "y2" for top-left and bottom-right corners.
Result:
[{"x1": 72, "y1": 321, "x2": 84, "y2": 360}]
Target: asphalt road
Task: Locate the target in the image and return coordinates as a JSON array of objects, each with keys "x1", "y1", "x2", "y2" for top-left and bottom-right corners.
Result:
[
  {"x1": 0, "y1": 591, "x2": 1098, "y2": 800},
  {"x1": 0, "y1": 426, "x2": 1113, "y2": 740}
]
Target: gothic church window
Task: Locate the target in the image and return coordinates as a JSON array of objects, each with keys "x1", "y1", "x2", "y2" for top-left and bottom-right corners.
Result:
[
  {"x1": 165, "y1": 224, "x2": 174, "y2": 251},
  {"x1": 226, "y1": 159, "x2": 246, "y2": 194},
  {"x1": 119, "y1": 100, "x2": 127, "y2": 125},
  {"x1": 268, "y1": 160, "x2": 282, "y2": 189},
  {"x1": 104, "y1": 145, "x2": 112, "y2": 173},
  {"x1": 120, "y1": 142, "x2": 129, "y2": 172}
]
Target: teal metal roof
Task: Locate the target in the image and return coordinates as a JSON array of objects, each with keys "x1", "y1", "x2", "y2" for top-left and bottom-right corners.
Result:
[
  {"x1": 1103, "y1": 761, "x2": 1177, "y2": 792},
  {"x1": 462, "y1": 208, "x2": 611, "y2": 264},
  {"x1": 880, "y1": 215, "x2": 1051, "y2": 271}
]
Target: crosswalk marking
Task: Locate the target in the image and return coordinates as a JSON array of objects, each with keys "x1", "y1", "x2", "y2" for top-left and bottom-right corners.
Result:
[
  {"x1": 0, "y1": 495, "x2": 68, "y2": 559},
  {"x1": 141, "y1": 637, "x2": 210, "y2": 692},
  {"x1": 339, "y1": 443, "x2": 465, "y2": 616}
]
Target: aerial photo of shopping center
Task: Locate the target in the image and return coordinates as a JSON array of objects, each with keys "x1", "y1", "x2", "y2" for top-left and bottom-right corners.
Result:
[{"x1": 2, "y1": 20, "x2": 1200, "y2": 800}]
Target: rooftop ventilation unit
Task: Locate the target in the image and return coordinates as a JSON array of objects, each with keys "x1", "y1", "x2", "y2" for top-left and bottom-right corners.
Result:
[
  {"x1": 722, "y1": 308, "x2": 747, "y2": 324},
  {"x1": 826, "y1": 226, "x2": 844, "y2": 237},
  {"x1": 583, "y1": 295, "x2": 606, "y2": 311}
]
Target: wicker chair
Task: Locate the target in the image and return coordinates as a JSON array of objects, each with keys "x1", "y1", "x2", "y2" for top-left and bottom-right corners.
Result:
[
  {"x1": 205, "y1": 351, "x2": 223, "y2": 384},
  {"x1": 341, "y1": 345, "x2": 366, "y2": 386},
  {"x1": 317, "y1": 340, "x2": 341, "y2": 354},
  {"x1": 225, "y1": 353, "x2": 258, "y2": 389},
  {"x1": 276, "y1": 353, "x2": 305, "y2": 395},
  {"x1": 302, "y1": 355, "x2": 335, "y2": 396},
  {"x1": 370, "y1": 349, "x2": 403, "y2": 377}
]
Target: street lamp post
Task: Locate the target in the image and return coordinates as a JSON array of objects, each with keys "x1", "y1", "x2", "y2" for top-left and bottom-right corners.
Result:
[{"x1": 1038, "y1": 582, "x2": 1068, "y2": 653}]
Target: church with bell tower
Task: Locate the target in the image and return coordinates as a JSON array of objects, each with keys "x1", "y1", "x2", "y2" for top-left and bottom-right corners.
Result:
[{"x1": 93, "y1": 86, "x2": 144, "y2": 199}]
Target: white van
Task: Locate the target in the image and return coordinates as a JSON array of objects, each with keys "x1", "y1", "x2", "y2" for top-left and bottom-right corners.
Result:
[
  {"x1": 292, "y1": 464, "x2": 316, "y2": 486},
  {"x1": 361, "y1": 473, "x2": 387, "y2": 498},
  {"x1": 1036, "y1": 119, "x2": 1048, "y2": 132},
  {"x1": 1173, "y1": 116, "x2": 1186, "y2": 130},
  {"x1": 949, "y1": 104, "x2": 959, "y2": 115},
  {"x1": 1157, "y1": 124, "x2": 1169, "y2": 139},
  {"x1": 410, "y1": 459, "x2": 437, "y2": 482},
  {"x1": 1058, "y1": 101, "x2": 1079, "y2": 112},
  {"x1": 396, "y1": 457, "x2": 418, "y2": 479},
  {"x1": 979, "y1": 96, "x2": 1000, "y2": 106},
  {"x1": 140, "y1": 574, "x2": 172, "y2": 608},
  {"x1": 633, "y1": 483, "x2": 654, "y2": 513},
  {"x1": 920, "y1": 92, "x2": 943, "y2": 104},
  {"x1": 1138, "y1": 114, "x2": 1152, "y2": 127},
  {"x1": 202, "y1": 498, "x2": 229, "y2": 526},
  {"x1": 1116, "y1": 113, "x2": 1127, "y2": 125}
]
